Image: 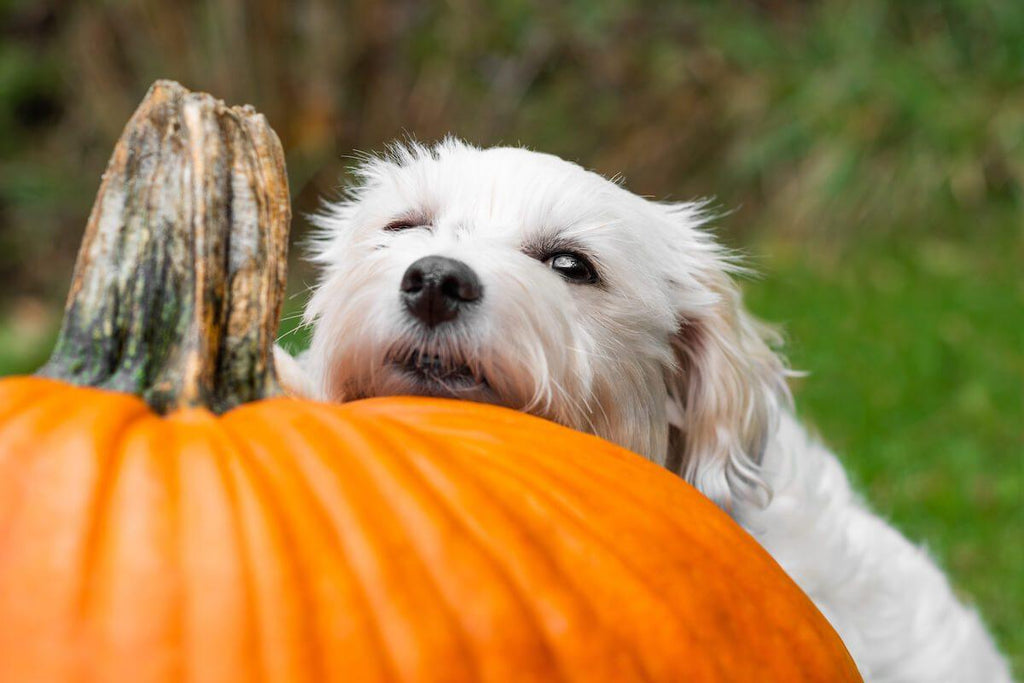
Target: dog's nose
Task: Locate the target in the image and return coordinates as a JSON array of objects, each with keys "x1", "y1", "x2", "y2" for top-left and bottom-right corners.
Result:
[{"x1": 400, "y1": 255, "x2": 483, "y2": 327}]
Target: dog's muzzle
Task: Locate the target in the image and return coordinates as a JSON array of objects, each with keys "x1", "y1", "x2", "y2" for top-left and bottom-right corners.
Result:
[{"x1": 400, "y1": 255, "x2": 482, "y2": 327}]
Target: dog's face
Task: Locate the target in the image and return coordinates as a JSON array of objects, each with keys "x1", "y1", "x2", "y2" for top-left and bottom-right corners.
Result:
[{"x1": 306, "y1": 140, "x2": 788, "y2": 508}]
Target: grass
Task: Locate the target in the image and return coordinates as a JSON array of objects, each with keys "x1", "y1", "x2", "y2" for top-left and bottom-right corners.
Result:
[{"x1": 0, "y1": 308, "x2": 58, "y2": 378}]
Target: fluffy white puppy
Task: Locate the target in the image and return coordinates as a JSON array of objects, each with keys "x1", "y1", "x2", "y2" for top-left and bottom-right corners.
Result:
[{"x1": 278, "y1": 138, "x2": 1010, "y2": 682}]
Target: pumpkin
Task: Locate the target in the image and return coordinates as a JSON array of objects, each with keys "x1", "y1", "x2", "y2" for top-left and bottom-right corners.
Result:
[{"x1": 0, "y1": 81, "x2": 861, "y2": 682}]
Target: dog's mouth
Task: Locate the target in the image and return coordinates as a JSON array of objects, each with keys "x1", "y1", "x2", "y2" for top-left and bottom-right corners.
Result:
[{"x1": 387, "y1": 347, "x2": 489, "y2": 394}]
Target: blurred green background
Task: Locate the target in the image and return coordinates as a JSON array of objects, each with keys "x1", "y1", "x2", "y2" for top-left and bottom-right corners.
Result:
[{"x1": 1, "y1": 0, "x2": 1021, "y2": 670}]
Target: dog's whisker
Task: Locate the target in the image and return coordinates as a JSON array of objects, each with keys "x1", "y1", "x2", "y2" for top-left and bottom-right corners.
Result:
[{"x1": 275, "y1": 328, "x2": 302, "y2": 343}]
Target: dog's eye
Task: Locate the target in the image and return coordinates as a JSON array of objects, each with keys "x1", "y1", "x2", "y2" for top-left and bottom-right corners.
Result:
[
  {"x1": 547, "y1": 253, "x2": 598, "y2": 284},
  {"x1": 383, "y1": 217, "x2": 428, "y2": 232}
]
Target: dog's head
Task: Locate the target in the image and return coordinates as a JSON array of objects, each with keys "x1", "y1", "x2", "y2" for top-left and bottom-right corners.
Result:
[{"x1": 305, "y1": 139, "x2": 789, "y2": 509}]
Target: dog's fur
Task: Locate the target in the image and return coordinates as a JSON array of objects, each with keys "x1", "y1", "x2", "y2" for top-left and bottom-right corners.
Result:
[{"x1": 277, "y1": 139, "x2": 1010, "y2": 681}]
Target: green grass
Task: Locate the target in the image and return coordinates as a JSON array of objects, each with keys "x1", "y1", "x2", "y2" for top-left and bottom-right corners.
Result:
[{"x1": 0, "y1": 316, "x2": 57, "y2": 378}]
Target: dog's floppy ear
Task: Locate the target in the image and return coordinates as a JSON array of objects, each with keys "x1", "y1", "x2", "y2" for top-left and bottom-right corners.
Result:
[{"x1": 661, "y1": 221, "x2": 790, "y2": 514}]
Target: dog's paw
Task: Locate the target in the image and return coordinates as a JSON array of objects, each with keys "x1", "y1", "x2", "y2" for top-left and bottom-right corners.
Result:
[{"x1": 274, "y1": 346, "x2": 313, "y2": 398}]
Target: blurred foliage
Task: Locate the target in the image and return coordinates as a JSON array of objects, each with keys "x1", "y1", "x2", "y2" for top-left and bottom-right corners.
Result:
[{"x1": 0, "y1": 0, "x2": 1021, "y2": 671}]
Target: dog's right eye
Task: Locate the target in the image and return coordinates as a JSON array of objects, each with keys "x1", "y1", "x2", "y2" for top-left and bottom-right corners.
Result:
[{"x1": 383, "y1": 219, "x2": 421, "y2": 232}]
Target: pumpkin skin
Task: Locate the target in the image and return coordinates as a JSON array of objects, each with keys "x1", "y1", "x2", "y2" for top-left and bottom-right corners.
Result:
[{"x1": 0, "y1": 376, "x2": 860, "y2": 683}]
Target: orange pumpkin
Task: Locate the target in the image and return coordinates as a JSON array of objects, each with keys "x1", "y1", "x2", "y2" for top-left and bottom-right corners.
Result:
[
  {"x1": 0, "y1": 80, "x2": 860, "y2": 682},
  {"x1": 0, "y1": 382, "x2": 859, "y2": 682}
]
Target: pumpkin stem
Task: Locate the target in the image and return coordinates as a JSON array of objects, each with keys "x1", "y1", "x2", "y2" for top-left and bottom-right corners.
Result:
[{"x1": 38, "y1": 80, "x2": 291, "y2": 414}]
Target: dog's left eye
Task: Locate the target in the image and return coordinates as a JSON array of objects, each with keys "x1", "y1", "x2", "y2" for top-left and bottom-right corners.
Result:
[{"x1": 547, "y1": 253, "x2": 598, "y2": 284}]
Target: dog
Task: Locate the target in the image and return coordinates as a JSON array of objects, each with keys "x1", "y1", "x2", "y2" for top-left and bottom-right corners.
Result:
[{"x1": 276, "y1": 139, "x2": 1011, "y2": 682}]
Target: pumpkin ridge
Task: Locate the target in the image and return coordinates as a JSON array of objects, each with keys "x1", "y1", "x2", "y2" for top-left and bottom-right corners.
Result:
[
  {"x1": 0, "y1": 389, "x2": 154, "y2": 682},
  {"x1": 156, "y1": 410, "x2": 188, "y2": 683},
  {"x1": 442, "y1": 411, "x2": 789, "y2": 600},
  {"x1": 0, "y1": 378, "x2": 69, "y2": 425},
  {"x1": 74, "y1": 411, "x2": 148, "y2": 618},
  {"x1": 254, "y1": 408, "x2": 481, "y2": 681},
  {"x1": 0, "y1": 385, "x2": 92, "y2": 528},
  {"x1": 218, "y1": 410, "x2": 397, "y2": 682},
  {"x1": 0, "y1": 383, "x2": 103, "y2": 460},
  {"x1": 74, "y1": 404, "x2": 158, "y2": 621},
  {"x1": 361, "y1": 412, "x2": 653, "y2": 682},
  {"x1": 455, "y1": 433, "x2": 848, "y2": 679},
  {"x1": 213, "y1": 420, "x2": 328, "y2": 682},
  {"x1": 234, "y1": 403, "x2": 462, "y2": 679},
  {"x1": 458, "y1": 430, "x2": 749, "y2": 592},
  {"x1": 299, "y1": 416, "x2": 486, "y2": 681},
  {"x1": 436, "y1": 434, "x2": 725, "y2": 680},
  {"x1": 222, "y1": 456, "x2": 275, "y2": 683},
  {"x1": 76, "y1": 413, "x2": 186, "y2": 680},
  {"x1": 341, "y1": 416, "x2": 568, "y2": 683},
  {"x1": 467, "y1": 437, "x2": 857, "y2": 673},
  {"x1": 176, "y1": 413, "x2": 266, "y2": 683},
  {"x1": 363, "y1": 405, "x2": 858, "y2": 679},
  {"x1": 223, "y1": 452, "x2": 312, "y2": 681},
  {"x1": 477, "y1": 430, "x2": 857, "y2": 673}
]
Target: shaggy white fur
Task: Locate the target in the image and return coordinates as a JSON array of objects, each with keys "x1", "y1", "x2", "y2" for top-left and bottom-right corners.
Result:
[{"x1": 280, "y1": 139, "x2": 1011, "y2": 682}]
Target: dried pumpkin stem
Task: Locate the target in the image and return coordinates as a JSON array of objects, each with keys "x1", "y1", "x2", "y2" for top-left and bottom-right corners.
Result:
[{"x1": 39, "y1": 80, "x2": 291, "y2": 414}]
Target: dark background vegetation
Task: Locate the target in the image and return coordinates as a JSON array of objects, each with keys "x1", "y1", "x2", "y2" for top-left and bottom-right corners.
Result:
[{"x1": 1, "y1": 0, "x2": 1020, "y2": 670}]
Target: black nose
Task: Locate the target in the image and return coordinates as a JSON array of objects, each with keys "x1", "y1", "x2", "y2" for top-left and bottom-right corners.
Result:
[{"x1": 400, "y1": 255, "x2": 483, "y2": 327}]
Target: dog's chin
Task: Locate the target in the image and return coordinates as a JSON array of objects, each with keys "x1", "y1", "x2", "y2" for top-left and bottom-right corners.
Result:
[{"x1": 366, "y1": 348, "x2": 498, "y2": 404}]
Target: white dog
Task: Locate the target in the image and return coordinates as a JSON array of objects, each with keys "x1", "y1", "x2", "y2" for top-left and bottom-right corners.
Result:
[{"x1": 277, "y1": 139, "x2": 1011, "y2": 682}]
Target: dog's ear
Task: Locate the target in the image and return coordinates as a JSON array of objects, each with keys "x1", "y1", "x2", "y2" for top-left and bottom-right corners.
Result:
[{"x1": 662, "y1": 234, "x2": 790, "y2": 514}]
